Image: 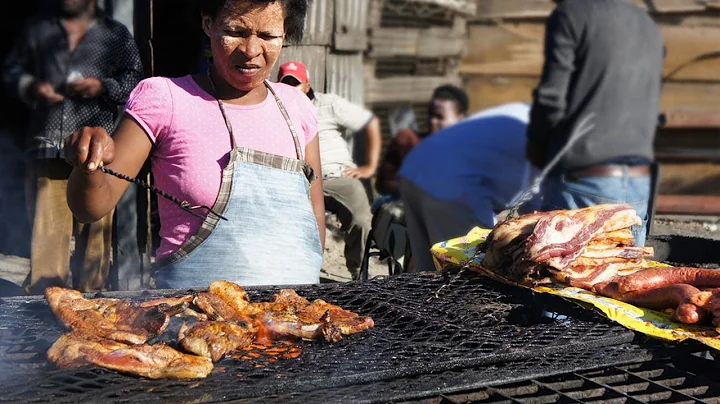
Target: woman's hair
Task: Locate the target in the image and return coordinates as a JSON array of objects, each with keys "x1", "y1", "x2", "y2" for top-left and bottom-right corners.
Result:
[{"x1": 199, "y1": 0, "x2": 311, "y2": 44}]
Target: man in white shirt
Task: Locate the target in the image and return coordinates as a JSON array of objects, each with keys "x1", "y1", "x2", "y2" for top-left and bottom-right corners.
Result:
[
  {"x1": 278, "y1": 61, "x2": 382, "y2": 279},
  {"x1": 398, "y1": 103, "x2": 537, "y2": 271}
]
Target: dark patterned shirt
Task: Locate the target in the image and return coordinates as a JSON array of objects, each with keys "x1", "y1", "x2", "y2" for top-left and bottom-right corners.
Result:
[{"x1": 2, "y1": 11, "x2": 143, "y2": 159}]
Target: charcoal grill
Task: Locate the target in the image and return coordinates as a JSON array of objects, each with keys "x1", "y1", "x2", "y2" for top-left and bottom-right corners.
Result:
[{"x1": 0, "y1": 272, "x2": 643, "y2": 403}]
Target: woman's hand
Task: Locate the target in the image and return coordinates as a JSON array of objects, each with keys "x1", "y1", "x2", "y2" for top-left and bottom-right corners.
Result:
[{"x1": 64, "y1": 127, "x2": 116, "y2": 173}]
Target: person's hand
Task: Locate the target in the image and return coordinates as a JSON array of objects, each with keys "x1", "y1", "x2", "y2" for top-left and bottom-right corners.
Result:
[
  {"x1": 63, "y1": 127, "x2": 115, "y2": 173},
  {"x1": 344, "y1": 165, "x2": 376, "y2": 179},
  {"x1": 30, "y1": 81, "x2": 65, "y2": 104},
  {"x1": 67, "y1": 78, "x2": 105, "y2": 99}
]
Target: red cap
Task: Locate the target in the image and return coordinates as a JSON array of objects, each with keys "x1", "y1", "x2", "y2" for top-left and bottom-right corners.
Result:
[{"x1": 277, "y1": 61, "x2": 309, "y2": 83}]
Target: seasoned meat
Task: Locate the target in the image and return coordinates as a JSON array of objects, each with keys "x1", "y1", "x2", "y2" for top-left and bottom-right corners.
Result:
[
  {"x1": 179, "y1": 321, "x2": 254, "y2": 362},
  {"x1": 616, "y1": 267, "x2": 720, "y2": 293},
  {"x1": 48, "y1": 332, "x2": 213, "y2": 379},
  {"x1": 45, "y1": 287, "x2": 176, "y2": 344}
]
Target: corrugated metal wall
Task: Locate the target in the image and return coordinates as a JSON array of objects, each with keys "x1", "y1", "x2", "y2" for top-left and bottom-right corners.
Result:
[
  {"x1": 271, "y1": 46, "x2": 328, "y2": 91},
  {"x1": 272, "y1": 0, "x2": 369, "y2": 105},
  {"x1": 365, "y1": 0, "x2": 470, "y2": 147},
  {"x1": 301, "y1": 0, "x2": 334, "y2": 46},
  {"x1": 334, "y1": 0, "x2": 370, "y2": 51},
  {"x1": 326, "y1": 53, "x2": 365, "y2": 104}
]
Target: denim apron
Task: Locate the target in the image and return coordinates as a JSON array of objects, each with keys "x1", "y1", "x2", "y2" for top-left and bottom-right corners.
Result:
[{"x1": 153, "y1": 78, "x2": 323, "y2": 289}]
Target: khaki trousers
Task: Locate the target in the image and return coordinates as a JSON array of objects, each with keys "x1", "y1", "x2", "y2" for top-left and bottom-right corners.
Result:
[
  {"x1": 323, "y1": 177, "x2": 373, "y2": 274},
  {"x1": 23, "y1": 159, "x2": 114, "y2": 294}
]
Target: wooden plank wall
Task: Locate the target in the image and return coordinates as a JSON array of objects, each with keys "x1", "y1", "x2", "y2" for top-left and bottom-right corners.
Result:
[{"x1": 462, "y1": 0, "x2": 720, "y2": 197}]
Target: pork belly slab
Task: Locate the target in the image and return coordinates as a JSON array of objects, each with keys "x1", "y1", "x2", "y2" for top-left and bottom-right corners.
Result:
[{"x1": 481, "y1": 204, "x2": 651, "y2": 289}]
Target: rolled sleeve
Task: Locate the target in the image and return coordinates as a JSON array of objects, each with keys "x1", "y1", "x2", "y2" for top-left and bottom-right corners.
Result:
[{"x1": 330, "y1": 95, "x2": 374, "y2": 132}]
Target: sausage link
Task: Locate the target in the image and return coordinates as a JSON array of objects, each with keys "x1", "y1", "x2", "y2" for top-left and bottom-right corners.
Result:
[
  {"x1": 672, "y1": 302, "x2": 708, "y2": 324},
  {"x1": 594, "y1": 282, "x2": 707, "y2": 324},
  {"x1": 617, "y1": 267, "x2": 720, "y2": 293}
]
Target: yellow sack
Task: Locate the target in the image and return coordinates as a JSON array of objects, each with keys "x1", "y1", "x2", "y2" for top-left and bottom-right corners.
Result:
[{"x1": 431, "y1": 227, "x2": 720, "y2": 350}]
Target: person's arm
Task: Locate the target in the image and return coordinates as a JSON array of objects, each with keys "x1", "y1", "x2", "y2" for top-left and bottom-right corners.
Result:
[
  {"x1": 526, "y1": 5, "x2": 577, "y2": 168},
  {"x1": 67, "y1": 27, "x2": 144, "y2": 102},
  {"x1": 2, "y1": 24, "x2": 65, "y2": 106},
  {"x1": 375, "y1": 129, "x2": 417, "y2": 197},
  {"x1": 304, "y1": 135, "x2": 326, "y2": 249},
  {"x1": 346, "y1": 116, "x2": 382, "y2": 179},
  {"x1": 327, "y1": 94, "x2": 379, "y2": 179},
  {"x1": 65, "y1": 116, "x2": 152, "y2": 222}
]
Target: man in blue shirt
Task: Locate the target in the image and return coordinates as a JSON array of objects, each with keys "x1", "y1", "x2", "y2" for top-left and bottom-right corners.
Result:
[{"x1": 398, "y1": 103, "x2": 536, "y2": 271}]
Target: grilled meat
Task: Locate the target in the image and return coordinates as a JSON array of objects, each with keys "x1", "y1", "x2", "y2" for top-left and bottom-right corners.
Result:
[
  {"x1": 48, "y1": 332, "x2": 213, "y2": 379},
  {"x1": 179, "y1": 321, "x2": 254, "y2": 362},
  {"x1": 615, "y1": 267, "x2": 720, "y2": 293},
  {"x1": 261, "y1": 298, "x2": 375, "y2": 342},
  {"x1": 48, "y1": 331, "x2": 129, "y2": 367},
  {"x1": 481, "y1": 204, "x2": 652, "y2": 288},
  {"x1": 45, "y1": 287, "x2": 177, "y2": 344},
  {"x1": 205, "y1": 283, "x2": 374, "y2": 343},
  {"x1": 193, "y1": 292, "x2": 247, "y2": 322},
  {"x1": 298, "y1": 299, "x2": 375, "y2": 341}
]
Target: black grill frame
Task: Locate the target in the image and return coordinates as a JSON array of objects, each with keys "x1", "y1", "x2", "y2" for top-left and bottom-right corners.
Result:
[{"x1": 0, "y1": 272, "x2": 641, "y2": 403}]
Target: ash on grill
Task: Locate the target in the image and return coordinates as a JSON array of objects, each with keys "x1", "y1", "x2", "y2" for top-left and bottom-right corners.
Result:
[{"x1": 0, "y1": 273, "x2": 634, "y2": 403}]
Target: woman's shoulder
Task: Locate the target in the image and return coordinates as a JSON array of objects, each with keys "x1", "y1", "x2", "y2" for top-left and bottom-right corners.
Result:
[{"x1": 133, "y1": 75, "x2": 195, "y2": 94}]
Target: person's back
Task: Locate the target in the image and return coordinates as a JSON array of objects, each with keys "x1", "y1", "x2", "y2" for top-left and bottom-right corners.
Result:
[
  {"x1": 398, "y1": 103, "x2": 533, "y2": 271},
  {"x1": 529, "y1": 0, "x2": 664, "y2": 172},
  {"x1": 401, "y1": 102, "x2": 532, "y2": 217}
]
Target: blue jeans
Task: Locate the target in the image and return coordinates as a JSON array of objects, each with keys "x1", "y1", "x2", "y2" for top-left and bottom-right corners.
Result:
[{"x1": 541, "y1": 172, "x2": 651, "y2": 246}]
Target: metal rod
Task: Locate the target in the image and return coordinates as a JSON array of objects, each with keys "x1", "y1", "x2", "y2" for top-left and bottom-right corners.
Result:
[{"x1": 35, "y1": 136, "x2": 228, "y2": 221}]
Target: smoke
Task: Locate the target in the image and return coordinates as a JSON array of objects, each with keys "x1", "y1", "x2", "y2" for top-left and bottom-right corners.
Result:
[{"x1": 0, "y1": 129, "x2": 31, "y2": 258}]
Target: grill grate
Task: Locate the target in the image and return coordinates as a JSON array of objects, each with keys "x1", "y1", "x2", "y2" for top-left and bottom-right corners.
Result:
[
  {"x1": 397, "y1": 352, "x2": 720, "y2": 404},
  {"x1": 0, "y1": 273, "x2": 636, "y2": 403},
  {"x1": 230, "y1": 344, "x2": 654, "y2": 404}
]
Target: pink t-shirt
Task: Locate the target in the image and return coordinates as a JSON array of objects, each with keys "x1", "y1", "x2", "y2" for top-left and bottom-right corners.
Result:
[{"x1": 124, "y1": 76, "x2": 318, "y2": 260}]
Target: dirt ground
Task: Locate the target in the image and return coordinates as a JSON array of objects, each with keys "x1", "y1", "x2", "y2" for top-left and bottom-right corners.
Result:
[{"x1": 1, "y1": 214, "x2": 718, "y2": 292}]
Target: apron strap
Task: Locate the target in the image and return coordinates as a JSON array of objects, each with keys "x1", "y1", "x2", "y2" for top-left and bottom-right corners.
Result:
[
  {"x1": 264, "y1": 80, "x2": 304, "y2": 160},
  {"x1": 205, "y1": 69, "x2": 304, "y2": 160}
]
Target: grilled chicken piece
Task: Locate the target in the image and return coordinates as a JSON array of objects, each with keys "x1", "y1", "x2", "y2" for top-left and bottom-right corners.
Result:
[
  {"x1": 179, "y1": 321, "x2": 254, "y2": 362},
  {"x1": 299, "y1": 299, "x2": 375, "y2": 342},
  {"x1": 45, "y1": 287, "x2": 177, "y2": 344},
  {"x1": 262, "y1": 298, "x2": 375, "y2": 342},
  {"x1": 48, "y1": 332, "x2": 213, "y2": 379},
  {"x1": 253, "y1": 289, "x2": 312, "y2": 313},
  {"x1": 208, "y1": 281, "x2": 259, "y2": 315},
  {"x1": 206, "y1": 281, "x2": 374, "y2": 343},
  {"x1": 193, "y1": 292, "x2": 247, "y2": 322}
]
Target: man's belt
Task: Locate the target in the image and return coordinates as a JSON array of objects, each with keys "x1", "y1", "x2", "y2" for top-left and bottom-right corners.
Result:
[{"x1": 567, "y1": 164, "x2": 651, "y2": 178}]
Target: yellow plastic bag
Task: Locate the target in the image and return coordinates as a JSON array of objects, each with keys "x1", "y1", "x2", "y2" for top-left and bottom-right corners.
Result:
[{"x1": 431, "y1": 227, "x2": 720, "y2": 350}]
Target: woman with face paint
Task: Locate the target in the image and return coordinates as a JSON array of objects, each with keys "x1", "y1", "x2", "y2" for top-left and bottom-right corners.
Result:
[{"x1": 63, "y1": 0, "x2": 325, "y2": 289}]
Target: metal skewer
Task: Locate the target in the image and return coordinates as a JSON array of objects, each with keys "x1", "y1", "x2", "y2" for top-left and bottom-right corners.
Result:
[
  {"x1": 35, "y1": 137, "x2": 228, "y2": 221},
  {"x1": 504, "y1": 113, "x2": 597, "y2": 220}
]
